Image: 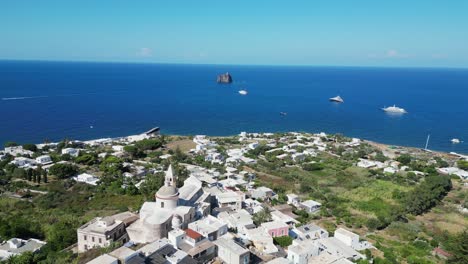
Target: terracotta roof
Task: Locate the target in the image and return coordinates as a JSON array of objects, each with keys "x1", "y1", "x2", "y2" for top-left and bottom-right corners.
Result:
[{"x1": 184, "y1": 229, "x2": 203, "y2": 240}]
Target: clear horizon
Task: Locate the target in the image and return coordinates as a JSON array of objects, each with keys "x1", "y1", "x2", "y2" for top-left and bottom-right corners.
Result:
[{"x1": 2, "y1": 1, "x2": 468, "y2": 68}]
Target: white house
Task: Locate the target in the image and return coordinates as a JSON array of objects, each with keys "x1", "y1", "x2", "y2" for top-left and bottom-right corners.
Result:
[
  {"x1": 10, "y1": 157, "x2": 36, "y2": 168},
  {"x1": 251, "y1": 186, "x2": 277, "y2": 200},
  {"x1": 216, "y1": 191, "x2": 244, "y2": 211},
  {"x1": 300, "y1": 200, "x2": 321, "y2": 213},
  {"x1": 62, "y1": 148, "x2": 80, "y2": 157},
  {"x1": 287, "y1": 194, "x2": 300, "y2": 206},
  {"x1": 291, "y1": 224, "x2": 328, "y2": 241},
  {"x1": 383, "y1": 167, "x2": 397, "y2": 174},
  {"x1": 188, "y1": 215, "x2": 228, "y2": 241},
  {"x1": 0, "y1": 238, "x2": 46, "y2": 260},
  {"x1": 438, "y1": 167, "x2": 468, "y2": 180},
  {"x1": 74, "y1": 173, "x2": 100, "y2": 185},
  {"x1": 214, "y1": 236, "x2": 250, "y2": 264},
  {"x1": 287, "y1": 239, "x2": 319, "y2": 264},
  {"x1": 35, "y1": 155, "x2": 52, "y2": 165},
  {"x1": 248, "y1": 142, "x2": 259, "y2": 150}
]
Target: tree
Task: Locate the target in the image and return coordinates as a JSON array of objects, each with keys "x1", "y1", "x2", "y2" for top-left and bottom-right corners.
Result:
[
  {"x1": 457, "y1": 160, "x2": 468, "y2": 170},
  {"x1": 139, "y1": 172, "x2": 165, "y2": 200},
  {"x1": 396, "y1": 154, "x2": 412, "y2": 165},
  {"x1": 135, "y1": 138, "x2": 164, "y2": 151},
  {"x1": 49, "y1": 163, "x2": 79, "y2": 179},
  {"x1": 22, "y1": 143, "x2": 37, "y2": 152},
  {"x1": 75, "y1": 153, "x2": 97, "y2": 165},
  {"x1": 42, "y1": 171, "x2": 48, "y2": 183},
  {"x1": 4, "y1": 141, "x2": 18, "y2": 148},
  {"x1": 100, "y1": 156, "x2": 124, "y2": 175},
  {"x1": 302, "y1": 162, "x2": 324, "y2": 171},
  {"x1": 273, "y1": 236, "x2": 293, "y2": 247},
  {"x1": 12, "y1": 168, "x2": 27, "y2": 179},
  {"x1": 446, "y1": 230, "x2": 468, "y2": 264},
  {"x1": 123, "y1": 145, "x2": 144, "y2": 159},
  {"x1": 46, "y1": 219, "x2": 79, "y2": 251},
  {"x1": 253, "y1": 206, "x2": 272, "y2": 226}
]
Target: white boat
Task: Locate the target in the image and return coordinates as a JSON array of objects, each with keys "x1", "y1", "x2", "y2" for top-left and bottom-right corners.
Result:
[
  {"x1": 451, "y1": 138, "x2": 461, "y2": 144},
  {"x1": 382, "y1": 105, "x2": 407, "y2": 114},
  {"x1": 329, "y1": 95, "x2": 344, "y2": 103},
  {"x1": 239, "y1": 90, "x2": 248, "y2": 95}
]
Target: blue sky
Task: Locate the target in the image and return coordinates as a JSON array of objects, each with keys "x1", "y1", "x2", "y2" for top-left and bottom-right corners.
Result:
[{"x1": 1, "y1": 0, "x2": 467, "y2": 67}]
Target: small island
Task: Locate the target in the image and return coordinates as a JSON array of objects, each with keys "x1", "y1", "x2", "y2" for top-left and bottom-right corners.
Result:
[{"x1": 217, "y1": 72, "x2": 232, "y2": 83}]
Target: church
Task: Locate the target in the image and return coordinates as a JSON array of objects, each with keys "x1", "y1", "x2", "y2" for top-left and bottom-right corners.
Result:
[{"x1": 127, "y1": 165, "x2": 210, "y2": 244}]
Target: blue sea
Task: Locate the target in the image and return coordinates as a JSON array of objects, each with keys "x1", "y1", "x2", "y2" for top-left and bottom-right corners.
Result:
[{"x1": 1, "y1": 60, "x2": 467, "y2": 154}]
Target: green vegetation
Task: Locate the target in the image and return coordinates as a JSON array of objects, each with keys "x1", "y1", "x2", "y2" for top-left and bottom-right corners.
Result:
[
  {"x1": 273, "y1": 236, "x2": 293, "y2": 247},
  {"x1": 457, "y1": 160, "x2": 468, "y2": 170},
  {"x1": 253, "y1": 206, "x2": 272, "y2": 226},
  {"x1": 49, "y1": 163, "x2": 79, "y2": 179}
]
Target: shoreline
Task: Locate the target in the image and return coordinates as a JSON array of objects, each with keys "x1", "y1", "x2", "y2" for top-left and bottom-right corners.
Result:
[{"x1": 9, "y1": 129, "x2": 466, "y2": 158}]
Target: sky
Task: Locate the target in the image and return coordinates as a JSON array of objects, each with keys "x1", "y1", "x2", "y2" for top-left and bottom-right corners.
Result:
[{"x1": 1, "y1": 0, "x2": 468, "y2": 67}]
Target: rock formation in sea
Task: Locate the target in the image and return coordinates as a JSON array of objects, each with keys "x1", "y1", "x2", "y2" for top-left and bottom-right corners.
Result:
[{"x1": 217, "y1": 72, "x2": 232, "y2": 83}]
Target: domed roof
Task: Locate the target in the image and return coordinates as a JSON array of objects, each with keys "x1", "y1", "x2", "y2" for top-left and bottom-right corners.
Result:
[{"x1": 156, "y1": 185, "x2": 178, "y2": 198}]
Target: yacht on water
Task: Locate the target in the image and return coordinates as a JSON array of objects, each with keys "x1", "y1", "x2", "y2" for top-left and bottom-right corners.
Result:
[
  {"x1": 451, "y1": 138, "x2": 461, "y2": 144},
  {"x1": 329, "y1": 95, "x2": 344, "y2": 103},
  {"x1": 238, "y1": 90, "x2": 248, "y2": 95},
  {"x1": 382, "y1": 105, "x2": 407, "y2": 114}
]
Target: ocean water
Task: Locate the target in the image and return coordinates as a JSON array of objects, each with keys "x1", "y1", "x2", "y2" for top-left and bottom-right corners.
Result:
[{"x1": 0, "y1": 60, "x2": 467, "y2": 154}]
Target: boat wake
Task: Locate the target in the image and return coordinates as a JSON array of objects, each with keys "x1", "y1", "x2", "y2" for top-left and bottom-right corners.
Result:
[{"x1": 2, "y1": 96, "x2": 49, "y2": 101}]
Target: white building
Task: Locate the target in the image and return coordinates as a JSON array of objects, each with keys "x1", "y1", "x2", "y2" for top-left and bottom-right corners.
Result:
[
  {"x1": 62, "y1": 148, "x2": 80, "y2": 157},
  {"x1": 0, "y1": 238, "x2": 46, "y2": 260},
  {"x1": 10, "y1": 157, "x2": 36, "y2": 168},
  {"x1": 86, "y1": 254, "x2": 118, "y2": 264},
  {"x1": 126, "y1": 165, "x2": 196, "y2": 244},
  {"x1": 287, "y1": 194, "x2": 300, "y2": 206},
  {"x1": 334, "y1": 228, "x2": 359, "y2": 249},
  {"x1": 245, "y1": 227, "x2": 278, "y2": 254},
  {"x1": 35, "y1": 155, "x2": 52, "y2": 165},
  {"x1": 291, "y1": 224, "x2": 328, "y2": 241},
  {"x1": 251, "y1": 186, "x2": 277, "y2": 200},
  {"x1": 438, "y1": 167, "x2": 468, "y2": 180},
  {"x1": 77, "y1": 211, "x2": 138, "y2": 252},
  {"x1": 4, "y1": 146, "x2": 34, "y2": 157},
  {"x1": 300, "y1": 200, "x2": 321, "y2": 213},
  {"x1": 217, "y1": 209, "x2": 255, "y2": 234},
  {"x1": 287, "y1": 239, "x2": 319, "y2": 264},
  {"x1": 188, "y1": 215, "x2": 228, "y2": 241},
  {"x1": 214, "y1": 236, "x2": 250, "y2": 264},
  {"x1": 74, "y1": 173, "x2": 100, "y2": 185},
  {"x1": 216, "y1": 191, "x2": 244, "y2": 211}
]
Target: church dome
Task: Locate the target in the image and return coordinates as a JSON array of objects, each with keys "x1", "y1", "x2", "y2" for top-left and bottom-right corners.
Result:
[{"x1": 156, "y1": 185, "x2": 178, "y2": 198}]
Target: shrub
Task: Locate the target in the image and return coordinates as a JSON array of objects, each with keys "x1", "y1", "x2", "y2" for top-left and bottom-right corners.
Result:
[
  {"x1": 49, "y1": 163, "x2": 79, "y2": 179},
  {"x1": 273, "y1": 236, "x2": 293, "y2": 247}
]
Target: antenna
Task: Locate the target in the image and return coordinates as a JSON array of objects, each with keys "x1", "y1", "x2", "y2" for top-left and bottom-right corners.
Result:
[{"x1": 425, "y1": 134, "x2": 431, "y2": 150}]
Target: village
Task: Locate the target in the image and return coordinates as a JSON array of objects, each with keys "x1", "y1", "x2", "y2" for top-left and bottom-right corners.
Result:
[{"x1": 0, "y1": 129, "x2": 466, "y2": 264}]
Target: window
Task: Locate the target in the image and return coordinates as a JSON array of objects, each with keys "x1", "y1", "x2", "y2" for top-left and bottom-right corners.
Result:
[
  {"x1": 281, "y1": 230, "x2": 285, "y2": 235},
  {"x1": 161, "y1": 202, "x2": 164, "y2": 208},
  {"x1": 84, "y1": 245, "x2": 88, "y2": 250},
  {"x1": 92, "y1": 237, "x2": 95, "y2": 242},
  {"x1": 84, "y1": 235, "x2": 87, "y2": 241},
  {"x1": 99, "y1": 238, "x2": 102, "y2": 244}
]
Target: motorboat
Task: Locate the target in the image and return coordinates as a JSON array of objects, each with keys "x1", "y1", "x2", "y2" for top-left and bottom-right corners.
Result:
[
  {"x1": 382, "y1": 105, "x2": 407, "y2": 114},
  {"x1": 329, "y1": 95, "x2": 344, "y2": 103}
]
